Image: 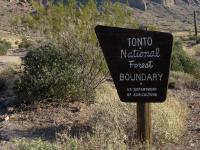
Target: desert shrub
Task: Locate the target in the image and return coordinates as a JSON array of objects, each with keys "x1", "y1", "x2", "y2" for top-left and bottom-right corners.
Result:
[
  {"x1": 12, "y1": 82, "x2": 188, "y2": 149},
  {"x1": 171, "y1": 39, "x2": 200, "y2": 79},
  {"x1": 94, "y1": 82, "x2": 187, "y2": 149},
  {"x1": 0, "y1": 65, "x2": 17, "y2": 91},
  {"x1": 15, "y1": 42, "x2": 105, "y2": 104},
  {"x1": 13, "y1": 0, "x2": 140, "y2": 104},
  {"x1": 12, "y1": 0, "x2": 139, "y2": 42},
  {"x1": 18, "y1": 37, "x2": 34, "y2": 48},
  {"x1": 0, "y1": 39, "x2": 11, "y2": 55},
  {"x1": 191, "y1": 44, "x2": 200, "y2": 57},
  {"x1": 169, "y1": 71, "x2": 200, "y2": 90},
  {"x1": 188, "y1": 34, "x2": 200, "y2": 43}
]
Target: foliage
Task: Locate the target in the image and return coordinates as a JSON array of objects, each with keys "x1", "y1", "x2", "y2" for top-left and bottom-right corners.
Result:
[
  {"x1": 13, "y1": 82, "x2": 188, "y2": 149},
  {"x1": 12, "y1": 0, "x2": 139, "y2": 43},
  {"x1": 15, "y1": 42, "x2": 105, "y2": 104},
  {"x1": 188, "y1": 34, "x2": 200, "y2": 43},
  {"x1": 169, "y1": 71, "x2": 200, "y2": 90},
  {"x1": 171, "y1": 39, "x2": 200, "y2": 79},
  {"x1": 152, "y1": 95, "x2": 188, "y2": 147},
  {"x1": 13, "y1": 138, "x2": 58, "y2": 150},
  {"x1": 0, "y1": 39, "x2": 11, "y2": 55},
  {"x1": 13, "y1": 0, "x2": 140, "y2": 104},
  {"x1": 18, "y1": 37, "x2": 34, "y2": 48}
]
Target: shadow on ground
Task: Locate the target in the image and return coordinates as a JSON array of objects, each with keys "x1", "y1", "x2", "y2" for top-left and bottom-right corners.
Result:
[{"x1": 0, "y1": 122, "x2": 94, "y2": 142}]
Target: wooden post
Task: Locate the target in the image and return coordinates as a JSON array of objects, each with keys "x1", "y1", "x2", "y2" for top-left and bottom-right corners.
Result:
[
  {"x1": 137, "y1": 103, "x2": 152, "y2": 150},
  {"x1": 194, "y1": 10, "x2": 198, "y2": 44},
  {"x1": 137, "y1": 26, "x2": 152, "y2": 150}
]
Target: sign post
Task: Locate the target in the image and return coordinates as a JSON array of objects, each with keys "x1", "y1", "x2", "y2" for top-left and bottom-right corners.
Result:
[
  {"x1": 137, "y1": 103, "x2": 152, "y2": 149},
  {"x1": 137, "y1": 26, "x2": 152, "y2": 150},
  {"x1": 95, "y1": 25, "x2": 173, "y2": 149},
  {"x1": 194, "y1": 10, "x2": 198, "y2": 44}
]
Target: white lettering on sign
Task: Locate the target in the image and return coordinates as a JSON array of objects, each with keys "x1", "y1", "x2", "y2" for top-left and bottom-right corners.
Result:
[
  {"x1": 126, "y1": 87, "x2": 158, "y2": 97},
  {"x1": 132, "y1": 93, "x2": 157, "y2": 97},
  {"x1": 119, "y1": 73, "x2": 163, "y2": 81},
  {"x1": 95, "y1": 26, "x2": 172, "y2": 101},
  {"x1": 120, "y1": 48, "x2": 160, "y2": 59},
  {"x1": 127, "y1": 37, "x2": 153, "y2": 47},
  {"x1": 129, "y1": 60, "x2": 153, "y2": 69},
  {"x1": 119, "y1": 35, "x2": 166, "y2": 98}
]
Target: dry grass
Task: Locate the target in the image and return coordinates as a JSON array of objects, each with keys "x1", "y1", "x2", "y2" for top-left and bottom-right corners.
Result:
[
  {"x1": 95, "y1": 82, "x2": 188, "y2": 149},
  {"x1": 0, "y1": 64, "x2": 19, "y2": 108},
  {"x1": 152, "y1": 95, "x2": 188, "y2": 145},
  {"x1": 0, "y1": 64, "x2": 17, "y2": 89},
  {"x1": 11, "y1": 82, "x2": 188, "y2": 150},
  {"x1": 169, "y1": 71, "x2": 200, "y2": 90},
  {"x1": 0, "y1": 30, "x2": 21, "y2": 49},
  {"x1": 184, "y1": 43, "x2": 200, "y2": 59},
  {"x1": 173, "y1": 32, "x2": 200, "y2": 60},
  {"x1": 192, "y1": 44, "x2": 200, "y2": 57},
  {"x1": 173, "y1": 32, "x2": 190, "y2": 41},
  {"x1": 0, "y1": 56, "x2": 21, "y2": 66},
  {"x1": 185, "y1": 46, "x2": 197, "y2": 57}
]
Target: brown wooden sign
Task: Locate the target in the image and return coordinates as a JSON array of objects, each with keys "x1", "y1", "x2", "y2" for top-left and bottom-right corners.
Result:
[{"x1": 95, "y1": 25, "x2": 173, "y2": 102}]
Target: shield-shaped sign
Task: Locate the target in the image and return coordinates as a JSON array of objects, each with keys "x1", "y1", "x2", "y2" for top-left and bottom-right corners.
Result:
[{"x1": 95, "y1": 25, "x2": 173, "y2": 102}]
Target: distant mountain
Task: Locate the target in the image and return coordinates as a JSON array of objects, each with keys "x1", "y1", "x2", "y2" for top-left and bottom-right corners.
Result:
[
  {"x1": 9, "y1": 0, "x2": 200, "y2": 10},
  {"x1": 48, "y1": 0, "x2": 200, "y2": 10}
]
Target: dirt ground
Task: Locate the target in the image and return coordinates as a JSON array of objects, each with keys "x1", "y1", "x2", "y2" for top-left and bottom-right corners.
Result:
[
  {"x1": 169, "y1": 89, "x2": 200, "y2": 150},
  {"x1": 0, "y1": 85, "x2": 199, "y2": 149}
]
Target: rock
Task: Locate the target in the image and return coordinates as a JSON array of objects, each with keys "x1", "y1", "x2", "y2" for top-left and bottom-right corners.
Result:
[
  {"x1": 0, "y1": 135, "x2": 9, "y2": 141},
  {"x1": 191, "y1": 128, "x2": 200, "y2": 132},
  {"x1": 188, "y1": 102, "x2": 195, "y2": 109},
  {"x1": 152, "y1": 0, "x2": 175, "y2": 6},
  {"x1": 36, "y1": 105, "x2": 42, "y2": 112},
  {"x1": 4, "y1": 116, "x2": 9, "y2": 121},
  {"x1": 190, "y1": 143, "x2": 195, "y2": 147},
  {"x1": 69, "y1": 107, "x2": 80, "y2": 113},
  {"x1": 188, "y1": 105, "x2": 194, "y2": 109},
  {"x1": 7, "y1": 107, "x2": 14, "y2": 114},
  {"x1": 9, "y1": 114, "x2": 17, "y2": 121},
  {"x1": 129, "y1": 0, "x2": 147, "y2": 10},
  {"x1": 116, "y1": 0, "x2": 176, "y2": 10}
]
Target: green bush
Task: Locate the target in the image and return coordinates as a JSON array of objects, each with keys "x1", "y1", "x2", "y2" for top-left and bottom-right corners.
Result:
[
  {"x1": 15, "y1": 42, "x2": 105, "y2": 104},
  {"x1": 13, "y1": 0, "x2": 141, "y2": 104},
  {"x1": 0, "y1": 39, "x2": 11, "y2": 55},
  {"x1": 13, "y1": 0, "x2": 139, "y2": 42},
  {"x1": 171, "y1": 39, "x2": 200, "y2": 79}
]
